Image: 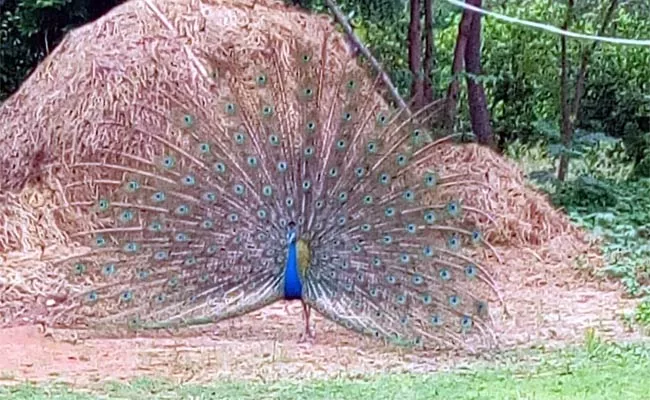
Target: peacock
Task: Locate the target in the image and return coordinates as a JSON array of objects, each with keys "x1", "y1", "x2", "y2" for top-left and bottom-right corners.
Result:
[{"x1": 39, "y1": 21, "x2": 502, "y2": 350}]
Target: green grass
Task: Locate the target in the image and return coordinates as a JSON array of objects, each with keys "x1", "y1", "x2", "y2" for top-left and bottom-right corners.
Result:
[{"x1": 2, "y1": 341, "x2": 650, "y2": 399}]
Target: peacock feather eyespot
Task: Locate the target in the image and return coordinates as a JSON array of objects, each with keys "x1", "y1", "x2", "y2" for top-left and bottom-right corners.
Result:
[
  {"x1": 277, "y1": 161, "x2": 288, "y2": 173},
  {"x1": 201, "y1": 219, "x2": 214, "y2": 229},
  {"x1": 362, "y1": 195, "x2": 373, "y2": 205},
  {"x1": 338, "y1": 191, "x2": 348, "y2": 203},
  {"x1": 352, "y1": 244, "x2": 361, "y2": 253},
  {"x1": 182, "y1": 175, "x2": 196, "y2": 186},
  {"x1": 421, "y1": 293, "x2": 432, "y2": 304},
  {"x1": 406, "y1": 223, "x2": 417, "y2": 234},
  {"x1": 354, "y1": 167, "x2": 365, "y2": 178},
  {"x1": 102, "y1": 263, "x2": 116, "y2": 276},
  {"x1": 301, "y1": 53, "x2": 311, "y2": 63},
  {"x1": 224, "y1": 102, "x2": 237, "y2": 114},
  {"x1": 148, "y1": 221, "x2": 163, "y2": 232},
  {"x1": 423, "y1": 245, "x2": 434, "y2": 257},
  {"x1": 86, "y1": 290, "x2": 98, "y2": 303},
  {"x1": 305, "y1": 121, "x2": 317, "y2": 133},
  {"x1": 372, "y1": 257, "x2": 382, "y2": 267},
  {"x1": 122, "y1": 242, "x2": 140, "y2": 253},
  {"x1": 120, "y1": 290, "x2": 134, "y2": 302},
  {"x1": 184, "y1": 256, "x2": 197, "y2": 267},
  {"x1": 440, "y1": 268, "x2": 451, "y2": 280},
  {"x1": 447, "y1": 234, "x2": 461, "y2": 250},
  {"x1": 228, "y1": 213, "x2": 239, "y2": 222},
  {"x1": 475, "y1": 301, "x2": 487, "y2": 315},
  {"x1": 304, "y1": 146, "x2": 315, "y2": 157},
  {"x1": 424, "y1": 173, "x2": 437, "y2": 188},
  {"x1": 255, "y1": 73, "x2": 267, "y2": 86},
  {"x1": 155, "y1": 293, "x2": 166, "y2": 304},
  {"x1": 233, "y1": 184, "x2": 246, "y2": 196},
  {"x1": 285, "y1": 197, "x2": 295, "y2": 208},
  {"x1": 385, "y1": 274, "x2": 396, "y2": 284},
  {"x1": 396, "y1": 154, "x2": 408, "y2": 167},
  {"x1": 400, "y1": 253, "x2": 410, "y2": 263},
  {"x1": 167, "y1": 276, "x2": 179, "y2": 288},
  {"x1": 328, "y1": 167, "x2": 339, "y2": 177},
  {"x1": 269, "y1": 134, "x2": 280, "y2": 146},
  {"x1": 262, "y1": 185, "x2": 273, "y2": 197},
  {"x1": 402, "y1": 190, "x2": 415, "y2": 202},
  {"x1": 379, "y1": 172, "x2": 391, "y2": 185},
  {"x1": 233, "y1": 132, "x2": 246, "y2": 145},
  {"x1": 257, "y1": 209, "x2": 267, "y2": 219},
  {"x1": 182, "y1": 114, "x2": 194, "y2": 128},
  {"x1": 449, "y1": 295, "x2": 461, "y2": 307},
  {"x1": 376, "y1": 113, "x2": 388, "y2": 126},
  {"x1": 382, "y1": 235, "x2": 393, "y2": 245},
  {"x1": 366, "y1": 141, "x2": 378, "y2": 153},
  {"x1": 175, "y1": 232, "x2": 189, "y2": 242},
  {"x1": 153, "y1": 250, "x2": 169, "y2": 261},
  {"x1": 471, "y1": 230, "x2": 482, "y2": 243},
  {"x1": 151, "y1": 191, "x2": 166, "y2": 203},
  {"x1": 202, "y1": 192, "x2": 217, "y2": 203},
  {"x1": 345, "y1": 79, "x2": 357, "y2": 90},
  {"x1": 73, "y1": 262, "x2": 86, "y2": 275},
  {"x1": 411, "y1": 274, "x2": 424, "y2": 285},
  {"x1": 124, "y1": 180, "x2": 140, "y2": 193},
  {"x1": 175, "y1": 204, "x2": 190, "y2": 216},
  {"x1": 337, "y1": 216, "x2": 347, "y2": 226},
  {"x1": 161, "y1": 155, "x2": 176, "y2": 169},
  {"x1": 431, "y1": 314, "x2": 443, "y2": 326},
  {"x1": 93, "y1": 235, "x2": 107, "y2": 248},
  {"x1": 369, "y1": 287, "x2": 379, "y2": 297},
  {"x1": 384, "y1": 207, "x2": 395, "y2": 217},
  {"x1": 336, "y1": 139, "x2": 347, "y2": 150},
  {"x1": 302, "y1": 87, "x2": 314, "y2": 98},
  {"x1": 395, "y1": 294, "x2": 407, "y2": 305},
  {"x1": 302, "y1": 180, "x2": 312, "y2": 191},
  {"x1": 399, "y1": 315, "x2": 409, "y2": 325},
  {"x1": 447, "y1": 200, "x2": 461, "y2": 217},
  {"x1": 118, "y1": 209, "x2": 135, "y2": 223},
  {"x1": 206, "y1": 245, "x2": 218, "y2": 255},
  {"x1": 465, "y1": 264, "x2": 478, "y2": 278},
  {"x1": 198, "y1": 142, "x2": 211, "y2": 154},
  {"x1": 261, "y1": 105, "x2": 274, "y2": 117},
  {"x1": 137, "y1": 269, "x2": 150, "y2": 280},
  {"x1": 461, "y1": 315, "x2": 473, "y2": 330},
  {"x1": 97, "y1": 198, "x2": 110, "y2": 212},
  {"x1": 315, "y1": 200, "x2": 324, "y2": 209},
  {"x1": 214, "y1": 161, "x2": 227, "y2": 174}
]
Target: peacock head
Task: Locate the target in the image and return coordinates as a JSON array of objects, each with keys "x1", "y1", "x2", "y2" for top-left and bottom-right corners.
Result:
[{"x1": 286, "y1": 221, "x2": 297, "y2": 244}]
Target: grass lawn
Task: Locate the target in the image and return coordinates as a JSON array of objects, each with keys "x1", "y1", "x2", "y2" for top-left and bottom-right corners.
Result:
[{"x1": 1, "y1": 340, "x2": 649, "y2": 399}]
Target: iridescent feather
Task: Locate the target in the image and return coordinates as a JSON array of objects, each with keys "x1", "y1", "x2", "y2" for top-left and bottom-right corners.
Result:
[{"x1": 45, "y1": 33, "x2": 501, "y2": 350}]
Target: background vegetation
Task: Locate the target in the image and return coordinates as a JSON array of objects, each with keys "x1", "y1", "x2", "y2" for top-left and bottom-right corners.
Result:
[{"x1": 1, "y1": 0, "x2": 649, "y2": 321}]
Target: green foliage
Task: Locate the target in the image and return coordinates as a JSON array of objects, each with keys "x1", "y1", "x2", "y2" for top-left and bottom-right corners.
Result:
[{"x1": 0, "y1": 0, "x2": 120, "y2": 101}]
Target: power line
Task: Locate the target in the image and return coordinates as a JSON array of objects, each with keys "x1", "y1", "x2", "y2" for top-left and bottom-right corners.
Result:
[{"x1": 444, "y1": 0, "x2": 650, "y2": 47}]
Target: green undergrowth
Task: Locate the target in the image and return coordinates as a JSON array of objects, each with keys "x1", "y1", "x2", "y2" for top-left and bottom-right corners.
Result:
[
  {"x1": 1, "y1": 341, "x2": 650, "y2": 399},
  {"x1": 507, "y1": 140, "x2": 650, "y2": 326}
]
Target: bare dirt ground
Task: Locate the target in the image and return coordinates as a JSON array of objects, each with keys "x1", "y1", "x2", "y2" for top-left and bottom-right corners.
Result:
[{"x1": 0, "y1": 245, "x2": 643, "y2": 387}]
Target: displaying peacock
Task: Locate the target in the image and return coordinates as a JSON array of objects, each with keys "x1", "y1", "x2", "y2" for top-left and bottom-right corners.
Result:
[{"x1": 39, "y1": 17, "x2": 502, "y2": 350}]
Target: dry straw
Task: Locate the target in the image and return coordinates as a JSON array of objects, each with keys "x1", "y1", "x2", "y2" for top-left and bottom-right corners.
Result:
[{"x1": 0, "y1": 0, "x2": 598, "y2": 329}]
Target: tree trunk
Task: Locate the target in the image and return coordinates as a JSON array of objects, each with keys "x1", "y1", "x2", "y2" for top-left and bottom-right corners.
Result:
[
  {"x1": 557, "y1": 0, "x2": 573, "y2": 182},
  {"x1": 464, "y1": 0, "x2": 493, "y2": 147},
  {"x1": 558, "y1": 0, "x2": 619, "y2": 181},
  {"x1": 423, "y1": 0, "x2": 436, "y2": 103},
  {"x1": 445, "y1": 2, "x2": 474, "y2": 129},
  {"x1": 408, "y1": 0, "x2": 424, "y2": 110}
]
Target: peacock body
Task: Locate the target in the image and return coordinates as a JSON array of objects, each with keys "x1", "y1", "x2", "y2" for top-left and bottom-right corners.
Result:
[{"x1": 40, "y1": 12, "x2": 501, "y2": 350}]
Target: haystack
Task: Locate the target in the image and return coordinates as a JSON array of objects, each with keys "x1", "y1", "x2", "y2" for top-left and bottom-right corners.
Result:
[{"x1": 0, "y1": 0, "x2": 598, "y2": 329}]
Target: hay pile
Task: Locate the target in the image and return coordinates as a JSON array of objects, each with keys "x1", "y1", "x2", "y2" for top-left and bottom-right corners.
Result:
[{"x1": 0, "y1": 0, "x2": 599, "y2": 328}]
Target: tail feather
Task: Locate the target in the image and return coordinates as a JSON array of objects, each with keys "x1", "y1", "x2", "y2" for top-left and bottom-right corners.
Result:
[{"x1": 40, "y1": 31, "x2": 501, "y2": 349}]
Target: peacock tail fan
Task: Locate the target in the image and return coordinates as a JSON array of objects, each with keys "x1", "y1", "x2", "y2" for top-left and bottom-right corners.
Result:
[{"x1": 42, "y1": 30, "x2": 502, "y2": 350}]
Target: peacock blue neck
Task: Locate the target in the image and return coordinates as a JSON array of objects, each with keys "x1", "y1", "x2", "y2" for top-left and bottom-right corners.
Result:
[{"x1": 283, "y1": 240, "x2": 303, "y2": 299}]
